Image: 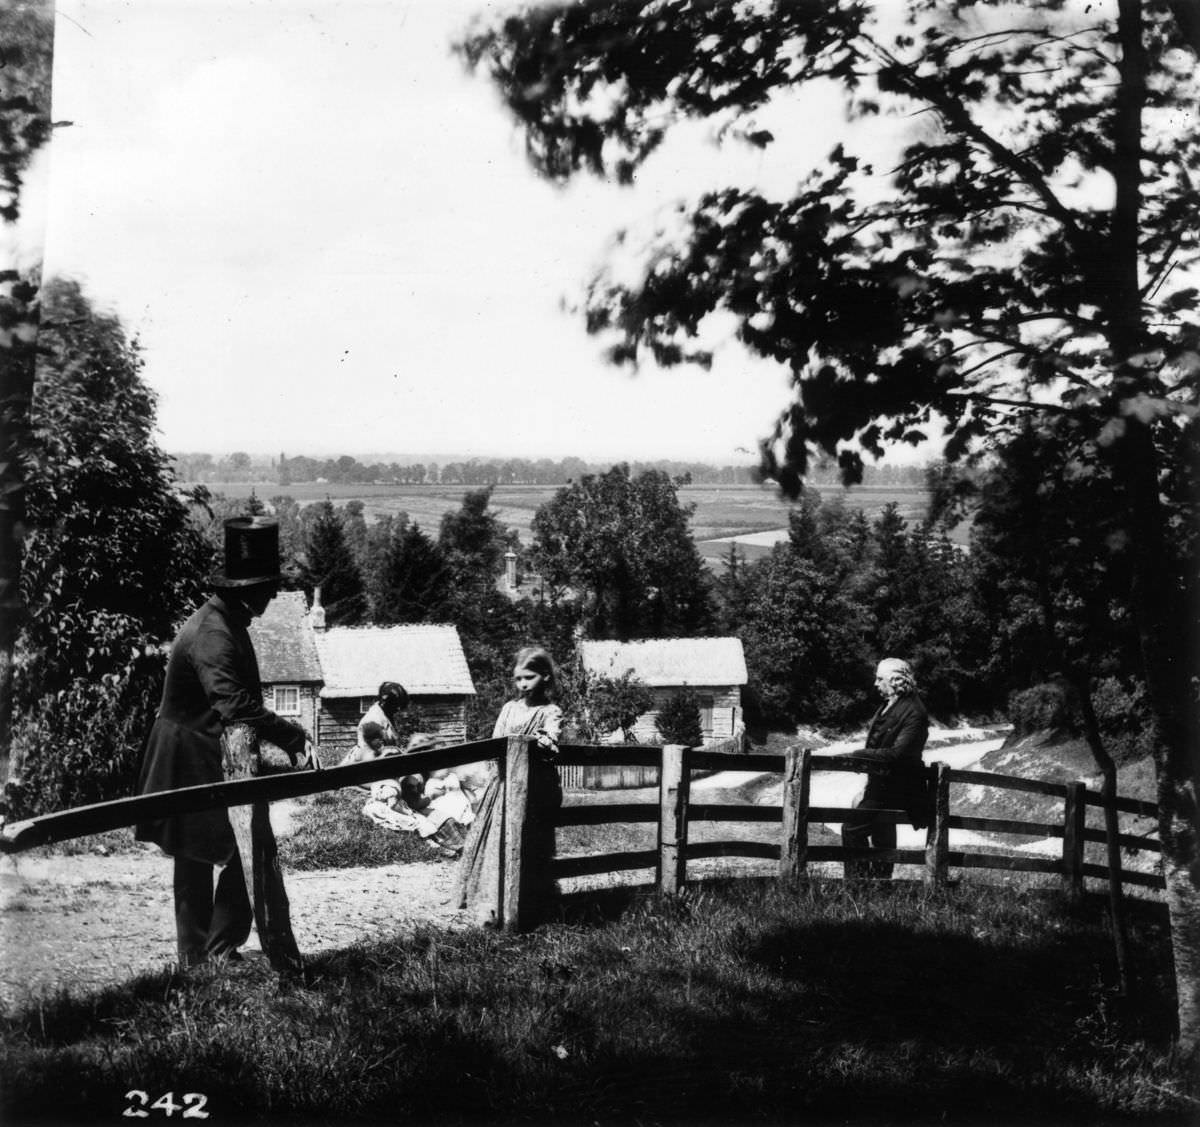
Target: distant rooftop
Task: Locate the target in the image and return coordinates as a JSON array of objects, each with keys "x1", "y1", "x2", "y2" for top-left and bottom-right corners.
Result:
[
  {"x1": 249, "y1": 590, "x2": 322, "y2": 683},
  {"x1": 579, "y1": 637, "x2": 748, "y2": 687},
  {"x1": 314, "y1": 623, "x2": 476, "y2": 698}
]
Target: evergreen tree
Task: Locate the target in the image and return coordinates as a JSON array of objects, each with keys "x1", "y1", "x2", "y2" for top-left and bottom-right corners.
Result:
[
  {"x1": 304, "y1": 500, "x2": 365, "y2": 625},
  {"x1": 439, "y1": 487, "x2": 508, "y2": 583},
  {"x1": 371, "y1": 522, "x2": 451, "y2": 625}
]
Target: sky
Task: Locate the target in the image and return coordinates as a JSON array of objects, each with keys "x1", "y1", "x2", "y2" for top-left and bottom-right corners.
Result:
[{"x1": 19, "y1": 0, "x2": 911, "y2": 465}]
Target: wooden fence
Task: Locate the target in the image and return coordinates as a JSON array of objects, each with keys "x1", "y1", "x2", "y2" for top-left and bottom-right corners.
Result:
[
  {"x1": 548, "y1": 746, "x2": 1162, "y2": 906},
  {"x1": 557, "y1": 723, "x2": 746, "y2": 790},
  {"x1": 0, "y1": 737, "x2": 1162, "y2": 935}
]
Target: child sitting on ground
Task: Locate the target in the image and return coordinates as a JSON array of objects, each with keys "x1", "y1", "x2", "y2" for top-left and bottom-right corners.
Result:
[{"x1": 359, "y1": 729, "x2": 471, "y2": 856}]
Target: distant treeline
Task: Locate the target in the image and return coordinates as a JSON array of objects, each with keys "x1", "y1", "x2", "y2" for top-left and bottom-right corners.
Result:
[{"x1": 170, "y1": 451, "x2": 930, "y2": 488}]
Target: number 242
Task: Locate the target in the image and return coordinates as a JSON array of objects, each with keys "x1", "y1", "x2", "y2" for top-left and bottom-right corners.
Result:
[{"x1": 123, "y1": 1091, "x2": 209, "y2": 1118}]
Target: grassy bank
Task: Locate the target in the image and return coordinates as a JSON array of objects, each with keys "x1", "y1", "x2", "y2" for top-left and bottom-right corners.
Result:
[{"x1": 1, "y1": 879, "x2": 1190, "y2": 1126}]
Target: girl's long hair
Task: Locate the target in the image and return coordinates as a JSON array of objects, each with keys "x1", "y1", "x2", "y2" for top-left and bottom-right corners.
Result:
[{"x1": 513, "y1": 646, "x2": 558, "y2": 700}]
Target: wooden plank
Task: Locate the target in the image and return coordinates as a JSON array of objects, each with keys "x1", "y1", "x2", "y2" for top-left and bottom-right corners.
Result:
[
  {"x1": 556, "y1": 804, "x2": 658, "y2": 826},
  {"x1": 946, "y1": 768, "x2": 1069, "y2": 798},
  {"x1": 1081, "y1": 863, "x2": 1165, "y2": 891},
  {"x1": 501, "y1": 735, "x2": 530, "y2": 933},
  {"x1": 809, "y1": 757, "x2": 882, "y2": 775},
  {"x1": 0, "y1": 736, "x2": 510, "y2": 854},
  {"x1": 659, "y1": 745, "x2": 688, "y2": 895},
  {"x1": 688, "y1": 750, "x2": 784, "y2": 774},
  {"x1": 779, "y1": 748, "x2": 810, "y2": 884},
  {"x1": 804, "y1": 845, "x2": 848, "y2": 862},
  {"x1": 1062, "y1": 781, "x2": 1086, "y2": 899},
  {"x1": 552, "y1": 849, "x2": 660, "y2": 879},
  {"x1": 1082, "y1": 827, "x2": 1161, "y2": 853},
  {"x1": 951, "y1": 815, "x2": 1063, "y2": 838},
  {"x1": 1085, "y1": 792, "x2": 1157, "y2": 818},
  {"x1": 555, "y1": 744, "x2": 661, "y2": 769},
  {"x1": 689, "y1": 804, "x2": 782, "y2": 823},
  {"x1": 926, "y1": 762, "x2": 951, "y2": 887},
  {"x1": 956, "y1": 852, "x2": 1063, "y2": 874},
  {"x1": 222, "y1": 723, "x2": 304, "y2": 975},
  {"x1": 809, "y1": 806, "x2": 907, "y2": 823},
  {"x1": 685, "y1": 840, "x2": 779, "y2": 861}
]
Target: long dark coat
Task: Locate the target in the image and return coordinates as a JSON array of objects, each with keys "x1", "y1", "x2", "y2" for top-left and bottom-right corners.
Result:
[
  {"x1": 856, "y1": 693, "x2": 931, "y2": 827},
  {"x1": 135, "y1": 595, "x2": 306, "y2": 865}
]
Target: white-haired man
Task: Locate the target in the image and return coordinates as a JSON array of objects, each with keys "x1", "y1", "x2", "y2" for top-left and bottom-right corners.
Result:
[{"x1": 840, "y1": 657, "x2": 930, "y2": 880}]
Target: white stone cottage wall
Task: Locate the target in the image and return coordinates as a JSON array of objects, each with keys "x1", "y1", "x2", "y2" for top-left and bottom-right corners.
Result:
[{"x1": 262, "y1": 684, "x2": 321, "y2": 744}]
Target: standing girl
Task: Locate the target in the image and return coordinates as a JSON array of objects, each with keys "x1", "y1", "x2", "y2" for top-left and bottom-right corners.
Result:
[{"x1": 453, "y1": 647, "x2": 564, "y2": 927}]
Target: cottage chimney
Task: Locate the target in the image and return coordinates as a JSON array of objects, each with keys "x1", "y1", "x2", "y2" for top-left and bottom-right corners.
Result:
[
  {"x1": 310, "y1": 585, "x2": 326, "y2": 631},
  {"x1": 504, "y1": 549, "x2": 518, "y2": 590}
]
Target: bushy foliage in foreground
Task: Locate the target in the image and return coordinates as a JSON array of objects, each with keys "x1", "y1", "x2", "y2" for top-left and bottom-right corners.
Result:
[
  {"x1": 1, "y1": 881, "x2": 1189, "y2": 1125},
  {"x1": 9, "y1": 279, "x2": 213, "y2": 818}
]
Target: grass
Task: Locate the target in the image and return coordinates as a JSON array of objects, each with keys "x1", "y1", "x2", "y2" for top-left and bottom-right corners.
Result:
[
  {"x1": 279, "y1": 788, "x2": 454, "y2": 871},
  {"x1": 1, "y1": 879, "x2": 1191, "y2": 1126}
]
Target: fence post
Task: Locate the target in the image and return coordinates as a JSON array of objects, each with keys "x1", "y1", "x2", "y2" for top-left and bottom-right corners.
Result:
[
  {"x1": 924, "y1": 763, "x2": 951, "y2": 887},
  {"x1": 1061, "y1": 781, "x2": 1086, "y2": 900},
  {"x1": 502, "y1": 735, "x2": 530, "y2": 932},
  {"x1": 222, "y1": 722, "x2": 304, "y2": 973},
  {"x1": 779, "y1": 748, "x2": 811, "y2": 885},
  {"x1": 659, "y1": 744, "x2": 689, "y2": 895}
]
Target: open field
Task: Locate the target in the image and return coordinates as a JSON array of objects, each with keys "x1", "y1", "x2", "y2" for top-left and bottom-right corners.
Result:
[{"x1": 194, "y1": 481, "x2": 967, "y2": 565}]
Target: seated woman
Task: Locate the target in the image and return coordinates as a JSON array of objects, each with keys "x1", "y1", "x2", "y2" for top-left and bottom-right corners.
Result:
[{"x1": 338, "y1": 683, "x2": 408, "y2": 766}]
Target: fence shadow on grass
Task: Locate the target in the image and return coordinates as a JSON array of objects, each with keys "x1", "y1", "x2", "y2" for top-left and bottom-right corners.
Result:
[{"x1": 1, "y1": 877, "x2": 1187, "y2": 1127}]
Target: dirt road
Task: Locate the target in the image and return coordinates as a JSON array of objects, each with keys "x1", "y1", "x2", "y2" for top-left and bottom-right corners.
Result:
[{"x1": 0, "y1": 847, "x2": 463, "y2": 1012}]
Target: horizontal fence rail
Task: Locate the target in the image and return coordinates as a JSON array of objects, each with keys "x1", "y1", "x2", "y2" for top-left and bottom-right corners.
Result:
[
  {"x1": 547, "y1": 744, "x2": 1165, "y2": 917},
  {"x1": 0, "y1": 736, "x2": 1164, "y2": 934},
  {"x1": 0, "y1": 738, "x2": 506, "y2": 854}
]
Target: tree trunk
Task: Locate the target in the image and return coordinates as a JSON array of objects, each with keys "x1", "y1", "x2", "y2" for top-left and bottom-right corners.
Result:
[
  {"x1": 1072, "y1": 678, "x2": 1131, "y2": 996},
  {"x1": 1110, "y1": 0, "x2": 1200, "y2": 1063}
]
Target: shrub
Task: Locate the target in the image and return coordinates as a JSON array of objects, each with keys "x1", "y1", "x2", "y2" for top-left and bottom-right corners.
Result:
[
  {"x1": 656, "y1": 687, "x2": 704, "y2": 747},
  {"x1": 568, "y1": 670, "x2": 654, "y2": 742},
  {"x1": 1090, "y1": 676, "x2": 1157, "y2": 765},
  {"x1": 1007, "y1": 681, "x2": 1079, "y2": 738},
  {"x1": 8, "y1": 656, "x2": 164, "y2": 817}
]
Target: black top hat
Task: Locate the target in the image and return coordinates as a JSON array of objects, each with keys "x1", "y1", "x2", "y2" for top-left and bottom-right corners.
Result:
[{"x1": 211, "y1": 516, "x2": 283, "y2": 588}]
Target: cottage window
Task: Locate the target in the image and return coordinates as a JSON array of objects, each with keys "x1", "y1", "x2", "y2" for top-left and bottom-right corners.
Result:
[
  {"x1": 360, "y1": 696, "x2": 375, "y2": 715},
  {"x1": 275, "y1": 685, "x2": 301, "y2": 716}
]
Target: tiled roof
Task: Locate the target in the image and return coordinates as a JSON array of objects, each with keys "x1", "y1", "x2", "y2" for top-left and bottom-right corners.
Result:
[
  {"x1": 249, "y1": 590, "x2": 323, "y2": 683},
  {"x1": 580, "y1": 637, "x2": 748, "y2": 687},
  {"x1": 314, "y1": 623, "x2": 476, "y2": 697}
]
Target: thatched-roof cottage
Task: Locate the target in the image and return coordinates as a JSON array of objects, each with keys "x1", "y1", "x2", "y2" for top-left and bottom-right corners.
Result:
[
  {"x1": 249, "y1": 593, "x2": 475, "y2": 755},
  {"x1": 249, "y1": 590, "x2": 324, "y2": 742},
  {"x1": 579, "y1": 637, "x2": 748, "y2": 747},
  {"x1": 313, "y1": 622, "x2": 475, "y2": 749}
]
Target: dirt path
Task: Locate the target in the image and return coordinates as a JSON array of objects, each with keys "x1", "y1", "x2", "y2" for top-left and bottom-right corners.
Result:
[{"x1": 0, "y1": 846, "x2": 466, "y2": 1012}]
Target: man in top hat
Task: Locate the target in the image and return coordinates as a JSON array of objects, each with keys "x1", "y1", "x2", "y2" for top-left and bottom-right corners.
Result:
[{"x1": 136, "y1": 516, "x2": 311, "y2": 967}]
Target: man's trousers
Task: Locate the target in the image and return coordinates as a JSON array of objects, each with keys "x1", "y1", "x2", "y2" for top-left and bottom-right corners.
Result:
[{"x1": 173, "y1": 852, "x2": 253, "y2": 966}]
